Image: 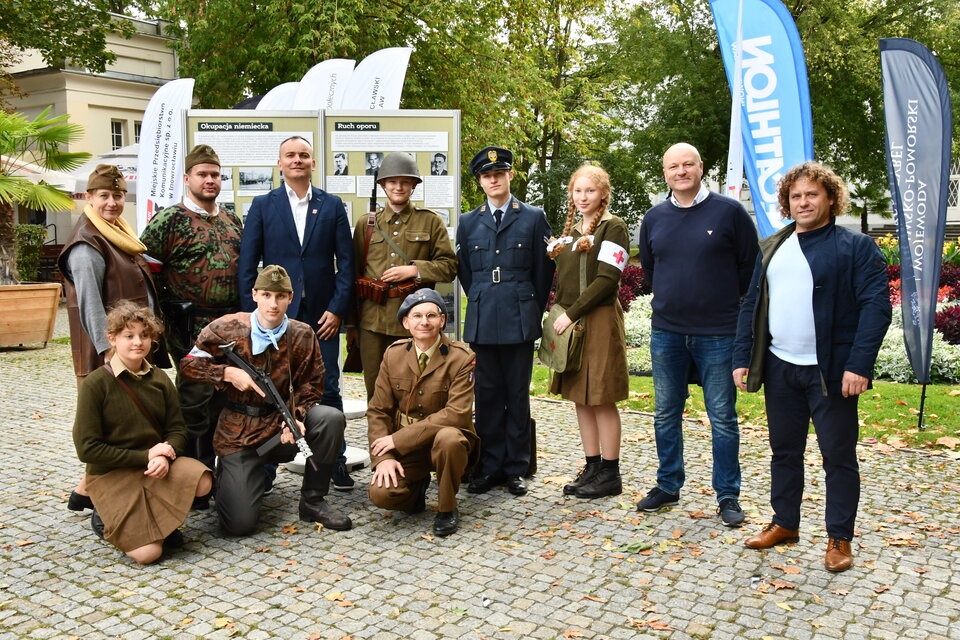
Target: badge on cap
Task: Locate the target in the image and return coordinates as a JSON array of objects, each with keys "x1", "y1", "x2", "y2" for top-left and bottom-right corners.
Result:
[
  {"x1": 488, "y1": 149, "x2": 498, "y2": 163},
  {"x1": 271, "y1": 270, "x2": 283, "y2": 283}
]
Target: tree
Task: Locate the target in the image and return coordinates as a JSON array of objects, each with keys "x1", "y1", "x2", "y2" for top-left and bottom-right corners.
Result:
[
  {"x1": 0, "y1": 0, "x2": 138, "y2": 107},
  {"x1": 0, "y1": 108, "x2": 90, "y2": 285}
]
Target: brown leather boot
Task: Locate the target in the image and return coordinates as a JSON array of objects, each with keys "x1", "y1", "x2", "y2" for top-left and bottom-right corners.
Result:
[
  {"x1": 824, "y1": 538, "x2": 853, "y2": 572},
  {"x1": 744, "y1": 522, "x2": 800, "y2": 549}
]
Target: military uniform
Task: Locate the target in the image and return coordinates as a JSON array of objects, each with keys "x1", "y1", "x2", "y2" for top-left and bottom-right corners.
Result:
[
  {"x1": 367, "y1": 334, "x2": 478, "y2": 513},
  {"x1": 140, "y1": 200, "x2": 243, "y2": 469},
  {"x1": 181, "y1": 312, "x2": 348, "y2": 535},
  {"x1": 140, "y1": 202, "x2": 243, "y2": 358},
  {"x1": 351, "y1": 201, "x2": 457, "y2": 398},
  {"x1": 456, "y1": 195, "x2": 554, "y2": 481}
]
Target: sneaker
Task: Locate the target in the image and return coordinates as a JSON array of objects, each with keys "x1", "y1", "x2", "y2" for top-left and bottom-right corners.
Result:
[
  {"x1": 718, "y1": 498, "x2": 745, "y2": 527},
  {"x1": 574, "y1": 467, "x2": 623, "y2": 498},
  {"x1": 636, "y1": 487, "x2": 680, "y2": 512},
  {"x1": 331, "y1": 462, "x2": 355, "y2": 491}
]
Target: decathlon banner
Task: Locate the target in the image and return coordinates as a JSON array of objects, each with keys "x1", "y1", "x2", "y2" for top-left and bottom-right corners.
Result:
[
  {"x1": 339, "y1": 47, "x2": 413, "y2": 110},
  {"x1": 880, "y1": 38, "x2": 952, "y2": 384},
  {"x1": 293, "y1": 59, "x2": 356, "y2": 110},
  {"x1": 136, "y1": 77, "x2": 194, "y2": 230},
  {"x1": 710, "y1": 0, "x2": 813, "y2": 237}
]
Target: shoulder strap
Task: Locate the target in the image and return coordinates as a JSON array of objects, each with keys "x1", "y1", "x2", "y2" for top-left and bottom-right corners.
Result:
[{"x1": 103, "y1": 363, "x2": 164, "y2": 435}]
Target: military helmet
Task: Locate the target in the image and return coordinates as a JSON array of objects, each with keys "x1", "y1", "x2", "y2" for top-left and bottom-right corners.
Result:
[{"x1": 376, "y1": 152, "x2": 422, "y2": 185}]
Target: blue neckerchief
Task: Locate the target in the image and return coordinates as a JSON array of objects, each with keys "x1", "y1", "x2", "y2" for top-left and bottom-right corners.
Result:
[{"x1": 250, "y1": 311, "x2": 288, "y2": 355}]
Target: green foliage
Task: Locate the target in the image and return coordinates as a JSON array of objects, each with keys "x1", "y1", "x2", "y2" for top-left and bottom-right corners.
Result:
[
  {"x1": 0, "y1": 0, "x2": 137, "y2": 107},
  {"x1": 13, "y1": 224, "x2": 46, "y2": 282}
]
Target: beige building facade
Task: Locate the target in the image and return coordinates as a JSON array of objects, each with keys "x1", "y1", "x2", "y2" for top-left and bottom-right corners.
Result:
[{"x1": 5, "y1": 15, "x2": 178, "y2": 241}]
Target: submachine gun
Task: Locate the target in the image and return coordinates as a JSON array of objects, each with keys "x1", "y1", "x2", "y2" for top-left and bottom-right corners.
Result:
[{"x1": 219, "y1": 341, "x2": 317, "y2": 470}]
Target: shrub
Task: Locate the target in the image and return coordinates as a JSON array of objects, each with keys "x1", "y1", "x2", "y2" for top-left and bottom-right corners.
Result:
[
  {"x1": 13, "y1": 224, "x2": 47, "y2": 282},
  {"x1": 935, "y1": 304, "x2": 960, "y2": 345}
]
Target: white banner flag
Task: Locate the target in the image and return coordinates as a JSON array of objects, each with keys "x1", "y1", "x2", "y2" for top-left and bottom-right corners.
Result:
[
  {"x1": 293, "y1": 59, "x2": 356, "y2": 110},
  {"x1": 339, "y1": 47, "x2": 413, "y2": 110},
  {"x1": 136, "y1": 78, "x2": 194, "y2": 231},
  {"x1": 256, "y1": 82, "x2": 300, "y2": 110}
]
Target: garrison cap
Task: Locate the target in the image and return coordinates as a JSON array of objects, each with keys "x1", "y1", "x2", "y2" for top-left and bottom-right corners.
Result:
[
  {"x1": 469, "y1": 146, "x2": 512, "y2": 176},
  {"x1": 184, "y1": 144, "x2": 221, "y2": 171},
  {"x1": 86, "y1": 164, "x2": 127, "y2": 193},
  {"x1": 254, "y1": 265, "x2": 293, "y2": 293},
  {"x1": 397, "y1": 289, "x2": 446, "y2": 323}
]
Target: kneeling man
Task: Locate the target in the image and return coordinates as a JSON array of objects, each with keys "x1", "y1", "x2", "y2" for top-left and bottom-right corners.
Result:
[
  {"x1": 367, "y1": 290, "x2": 478, "y2": 536},
  {"x1": 181, "y1": 265, "x2": 352, "y2": 535}
]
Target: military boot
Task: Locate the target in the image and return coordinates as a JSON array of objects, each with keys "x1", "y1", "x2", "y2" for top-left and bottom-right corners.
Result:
[{"x1": 299, "y1": 462, "x2": 352, "y2": 531}]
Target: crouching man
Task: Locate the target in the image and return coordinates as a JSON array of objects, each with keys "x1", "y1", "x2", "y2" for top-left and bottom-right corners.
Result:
[
  {"x1": 181, "y1": 265, "x2": 352, "y2": 535},
  {"x1": 367, "y1": 290, "x2": 479, "y2": 536}
]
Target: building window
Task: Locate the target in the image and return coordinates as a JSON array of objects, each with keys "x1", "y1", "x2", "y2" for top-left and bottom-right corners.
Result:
[
  {"x1": 134, "y1": 121, "x2": 142, "y2": 144},
  {"x1": 110, "y1": 120, "x2": 124, "y2": 150}
]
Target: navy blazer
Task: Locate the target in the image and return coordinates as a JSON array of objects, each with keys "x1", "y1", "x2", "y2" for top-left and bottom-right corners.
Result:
[
  {"x1": 456, "y1": 196, "x2": 555, "y2": 345},
  {"x1": 238, "y1": 185, "x2": 354, "y2": 326}
]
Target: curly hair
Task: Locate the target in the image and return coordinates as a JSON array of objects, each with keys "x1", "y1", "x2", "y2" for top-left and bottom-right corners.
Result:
[
  {"x1": 105, "y1": 300, "x2": 163, "y2": 341},
  {"x1": 776, "y1": 161, "x2": 849, "y2": 220},
  {"x1": 548, "y1": 163, "x2": 612, "y2": 258}
]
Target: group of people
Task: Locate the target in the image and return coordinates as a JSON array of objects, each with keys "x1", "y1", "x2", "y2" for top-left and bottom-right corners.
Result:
[{"x1": 60, "y1": 135, "x2": 890, "y2": 575}]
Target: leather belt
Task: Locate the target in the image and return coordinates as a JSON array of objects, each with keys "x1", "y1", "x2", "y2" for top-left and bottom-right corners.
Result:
[
  {"x1": 226, "y1": 401, "x2": 276, "y2": 417},
  {"x1": 472, "y1": 267, "x2": 528, "y2": 283}
]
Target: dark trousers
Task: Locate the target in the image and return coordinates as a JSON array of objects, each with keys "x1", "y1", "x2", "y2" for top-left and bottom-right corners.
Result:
[
  {"x1": 175, "y1": 369, "x2": 225, "y2": 470},
  {"x1": 215, "y1": 404, "x2": 345, "y2": 536},
  {"x1": 763, "y1": 352, "x2": 861, "y2": 539},
  {"x1": 471, "y1": 341, "x2": 534, "y2": 478}
]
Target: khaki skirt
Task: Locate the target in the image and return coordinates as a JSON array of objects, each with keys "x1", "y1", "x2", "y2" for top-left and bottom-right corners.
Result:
[
  {"x1": 550, "y1": 303, "x2": 629, "y2": 405},
  {"x1": 86, "y1": 457, "x2": 209, "y2": 552}
]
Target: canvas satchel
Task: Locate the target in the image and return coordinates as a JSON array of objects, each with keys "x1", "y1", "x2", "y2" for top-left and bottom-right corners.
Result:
[{"x1": 538, "y1": 252, "x2": 587, "y2": 372}]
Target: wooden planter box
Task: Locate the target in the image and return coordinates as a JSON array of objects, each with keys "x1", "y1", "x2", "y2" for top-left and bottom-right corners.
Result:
[{"x1": 0, "y1": 282, "x2": 62, "y2": 347}]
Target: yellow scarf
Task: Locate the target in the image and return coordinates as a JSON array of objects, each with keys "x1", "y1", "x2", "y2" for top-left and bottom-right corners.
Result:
[{"x1": 83, "y1": 204, "x2": 147, "y2": 256}]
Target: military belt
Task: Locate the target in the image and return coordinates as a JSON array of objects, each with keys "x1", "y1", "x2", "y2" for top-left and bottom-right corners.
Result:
[{"x1": 226, "y1": 401, "x2": 276, "y2": 417}]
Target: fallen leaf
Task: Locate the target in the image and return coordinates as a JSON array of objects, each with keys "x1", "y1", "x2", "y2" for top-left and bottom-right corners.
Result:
[
  {"x1": 325, "y1": 592, "x2": 345, "y2": 602},
  {"x1": 770, "y1": 580, "x2": 795, "y2": 590},
  {"x1": 282, "y1": 524, "x2": 298, "y2": 534},
  {"x1": 14, "y1": 540, "x2": 34, "y2": 547},
  {"x1": 874, "y1": 585, "x2": 891, "y2": 594},
  {"x1": 562, "y1": 629, "x2": 584, "y2": 638},
  {"x1": 582, "y1": 595, "x2": 605, "y2": 602},
  {"x1": 671, "y1": 529, "x2": 683, "y2": 539},
  {"x1": 936, "y1": 436, "x2": 960, "y2": 450},
  {"x1": 213, "y1": 618, "x2": 231, "y2": 629},
  {"x1": 776, "y1": 602, "x2": 792, "y2": 611}
]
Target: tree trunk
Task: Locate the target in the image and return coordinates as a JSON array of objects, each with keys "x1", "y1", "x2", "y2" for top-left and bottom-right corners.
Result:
[{"x1": 0, "y1": 201, "x2": 20, "y2": 286}]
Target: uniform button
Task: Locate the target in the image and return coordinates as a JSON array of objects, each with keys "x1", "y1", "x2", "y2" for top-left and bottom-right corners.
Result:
[
  {"x1": 474, "y1": 245, "x2": 479, "y2": 249},
  {"x1": 393, "y1": 231, "x2": 398, "y2": 236},
  {"x1": 395, "y1": 384, "x2": 400, "y2": 389},
  {"x1": 517, "y1": 243, "x2": 522, "y2": 247},
  {"x1": 390, "y1": 253, "x2": 396, "y2": 257},
  {"x1": 495, "y1": 249, "x2": 501, "y2": 254},
  {"x1": 418, "y1": 390, "x2": 423, "y2": 396}
]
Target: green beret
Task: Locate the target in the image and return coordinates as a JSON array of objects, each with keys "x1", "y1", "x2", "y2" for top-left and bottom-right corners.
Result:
[
  {"x1": 86, "y1": 164, "x2": 127, "y2": 193},
  {"x1": 184, "y1": 144, "x2": 221, "y2": 171},
  {"x1": 254, "y1": 265, "x2": 294, "y2": 293}
]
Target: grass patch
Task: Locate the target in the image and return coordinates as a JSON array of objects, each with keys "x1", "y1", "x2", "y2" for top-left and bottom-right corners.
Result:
[{"x1": 530, "y1": 365, "x2": 960, "y2": 451}]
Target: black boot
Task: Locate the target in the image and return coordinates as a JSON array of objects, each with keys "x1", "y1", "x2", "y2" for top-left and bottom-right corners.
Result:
[
  {"x1": 574, "y1": 466, "x2": 622, "y2": 498},
  {"x1": 299, "y1": 463, "x2": 352, "y2": 531},
  {"x1": 90, "y1": 511, "x2": 105, "y2": 539},
  {"x1": 563, "y1": 461, "x2": 601, "y2": 496}
]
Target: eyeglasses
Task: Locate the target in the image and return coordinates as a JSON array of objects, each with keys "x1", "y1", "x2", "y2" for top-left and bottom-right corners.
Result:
[{"x1": 409, "y1": 312, "x2": 442, "y2": 322}]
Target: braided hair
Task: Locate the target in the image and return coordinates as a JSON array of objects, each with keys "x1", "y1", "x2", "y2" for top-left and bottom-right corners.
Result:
[{"x1": 548, "y1": 163, "x2": 611, "y2": 258}]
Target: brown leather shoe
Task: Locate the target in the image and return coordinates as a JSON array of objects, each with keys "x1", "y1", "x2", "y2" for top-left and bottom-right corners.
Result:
[
  {"x1": 824, "y1": 538, "x2": 853, "y2": 572},
  {"x1": 744, "y1": 522, "x2": 800, "y2": 549}
]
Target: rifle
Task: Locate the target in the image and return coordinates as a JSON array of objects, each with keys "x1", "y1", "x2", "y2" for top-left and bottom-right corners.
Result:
[{"x1": 219, "y1": 341, "x2": 317, "y2": 470}]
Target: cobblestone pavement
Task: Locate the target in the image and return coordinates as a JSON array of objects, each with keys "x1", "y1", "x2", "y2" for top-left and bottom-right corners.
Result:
[{"x1": 2, "y1": 332, "x2": 959, "y2": 639}]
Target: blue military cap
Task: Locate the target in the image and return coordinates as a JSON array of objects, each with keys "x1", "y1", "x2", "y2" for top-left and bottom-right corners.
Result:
[
  {"x1": 469, "y1": 146, "x2": 513, "y2": 176},
  {"x1": 397, "y1": 289, "x2": 447, "y2": 322}
]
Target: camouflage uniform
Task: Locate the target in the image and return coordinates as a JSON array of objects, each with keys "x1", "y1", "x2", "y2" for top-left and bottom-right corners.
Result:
[{"x1": 140, "y1": 202, "x2": 244, "y2": 358}]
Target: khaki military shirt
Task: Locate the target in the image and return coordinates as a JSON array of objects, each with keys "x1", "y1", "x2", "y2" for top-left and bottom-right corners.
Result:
[
  {"x1": 366, "y1": 335, "x2": 479, "y2": 468},
  {"x1": 351, "y1": 201, "x2": 457, "y2": 335}
]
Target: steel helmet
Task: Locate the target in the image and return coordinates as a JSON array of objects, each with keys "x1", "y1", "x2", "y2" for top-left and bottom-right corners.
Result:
[{"x1": 376, "y1": 152, "x2": 422, "y2": 185}]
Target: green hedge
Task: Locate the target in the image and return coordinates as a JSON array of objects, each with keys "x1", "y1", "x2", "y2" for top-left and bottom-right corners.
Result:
[{"x1": 14, "y1": 224, "x2": 47, "y2": 282}]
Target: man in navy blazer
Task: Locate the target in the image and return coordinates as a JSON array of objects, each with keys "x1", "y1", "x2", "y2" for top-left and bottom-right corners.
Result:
[
  {"x1": 238, "y1": 136, "x2": 355, "y2": 487},
  {"x1": 456, "y1": 146, "x2": 555, "y2": 496}
]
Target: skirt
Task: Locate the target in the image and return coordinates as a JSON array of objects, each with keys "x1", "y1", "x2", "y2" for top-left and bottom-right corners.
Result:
[
  {"x1": 550, "y1": 303, "x2": 629, "y2": 406},
  {"x1": 86, "y1": 457, "x2": 210, "y2": 552}
]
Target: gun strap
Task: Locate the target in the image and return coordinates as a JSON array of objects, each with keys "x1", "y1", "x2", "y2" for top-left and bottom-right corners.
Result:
[{"x1": 103, "y1": 363, "x2": 164, "y2": 436}]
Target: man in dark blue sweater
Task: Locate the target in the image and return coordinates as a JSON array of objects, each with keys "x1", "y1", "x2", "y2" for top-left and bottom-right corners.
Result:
[{"x1": 637, "y1": 142, "x2": 759, "y2": 527}]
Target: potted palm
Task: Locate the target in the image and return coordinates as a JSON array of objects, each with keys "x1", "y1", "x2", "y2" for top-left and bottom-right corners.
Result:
[{"x1": 0, "y1": 107, "x2": 90, "y2": 347}]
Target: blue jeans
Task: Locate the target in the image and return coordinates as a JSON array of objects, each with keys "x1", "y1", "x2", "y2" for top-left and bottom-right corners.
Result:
[{"x1": 650, "y1": 328, "x2": 741, "y2": 501}]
